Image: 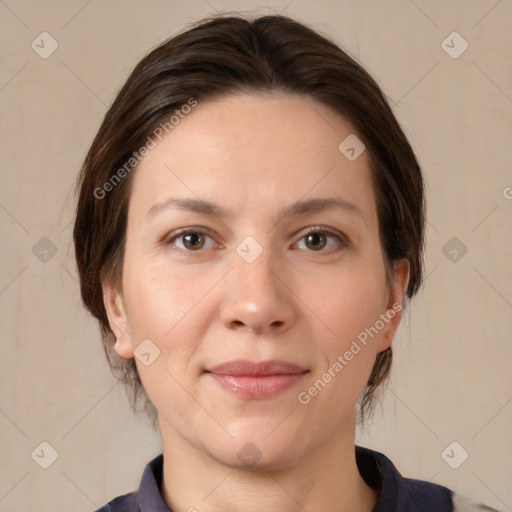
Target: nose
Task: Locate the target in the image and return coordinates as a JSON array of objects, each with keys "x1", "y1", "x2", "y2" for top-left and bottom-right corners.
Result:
[{"x1": 219, "y1": 248, "x2": 297, "y2": 335}]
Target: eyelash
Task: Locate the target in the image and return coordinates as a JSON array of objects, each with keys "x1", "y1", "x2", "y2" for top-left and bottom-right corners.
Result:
[{"x1": 161, "y1": 226, "x2": 350, "y2": 255}]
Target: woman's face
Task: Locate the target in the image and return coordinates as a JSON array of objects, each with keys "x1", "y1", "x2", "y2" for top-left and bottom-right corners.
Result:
[{"x1": 105, "y1": 92, "x2": 409, "y2": 470}]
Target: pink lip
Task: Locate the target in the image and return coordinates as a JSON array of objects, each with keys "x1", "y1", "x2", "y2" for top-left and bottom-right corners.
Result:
[{"x1": 204, "y1": 359, "x2": 309, "y2": 399}]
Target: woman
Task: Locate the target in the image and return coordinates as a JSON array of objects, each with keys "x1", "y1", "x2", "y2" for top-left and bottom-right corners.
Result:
[{"x1": 73, "y1": 13, "x2": 499, "y2": 512}]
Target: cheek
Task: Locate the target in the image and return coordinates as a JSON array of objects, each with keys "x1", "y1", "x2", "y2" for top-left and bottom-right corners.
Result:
[
  {"x1": 302, "y1": 255, "x2": 386, "y2": 394},
  {"x1": 123, "y1": 246, "x2": 180, "y2": 324},
  {"x1": 121, "y1": 257, "x2": 216, "y2": 412},
  {"x1": 298, "y1": 276, "x2": 383, "y2": 424},
  {"x1": 312, "y1": 256, "x2": 386, "y2": 342},
  {"x1": 122, "y1": 255, "x2": 217, "y2": 356}
]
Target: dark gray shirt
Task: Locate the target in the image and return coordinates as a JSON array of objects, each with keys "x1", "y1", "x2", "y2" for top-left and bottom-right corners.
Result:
[{"x1": 94, "y1": 445, "x2": 499, "y2": 511}]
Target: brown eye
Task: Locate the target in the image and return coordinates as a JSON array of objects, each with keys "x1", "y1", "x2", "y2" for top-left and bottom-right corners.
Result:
[
  {"x1": 304, "y1": 232, "x2": 328, "y2": 251},
  {"x1": 294, "y1": 226, "x2": 349, "y2": 253},
  {"x1": 181, "y1": 232, "x2": 205, "y2": 250},
  {"x1": 163, "y1": 229, "x2": 216, "y2": 252}
]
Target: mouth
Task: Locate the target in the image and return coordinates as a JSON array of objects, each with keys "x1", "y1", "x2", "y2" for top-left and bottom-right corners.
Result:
[{"x1": 204, "y1": 359, "x2": 309, "y2": 399}]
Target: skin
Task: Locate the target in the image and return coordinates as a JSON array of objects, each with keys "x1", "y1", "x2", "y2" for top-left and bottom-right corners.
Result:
[{"x1": 103, "y1": 92, "x2": 410, "y2": 512}]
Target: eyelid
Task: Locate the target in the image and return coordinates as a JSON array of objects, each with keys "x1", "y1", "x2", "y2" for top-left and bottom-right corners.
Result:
[
  {"x1": 298, "y1": 225, "x2": 346, "y2": 239},
  {"x1": 164, "y1": 226, "x2": 213, "y2": 239}
]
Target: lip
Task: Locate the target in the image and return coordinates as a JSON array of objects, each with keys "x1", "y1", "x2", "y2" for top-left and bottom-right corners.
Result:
[{"x1": 204, "y1": 359, "x2": 309, "y2": 399}]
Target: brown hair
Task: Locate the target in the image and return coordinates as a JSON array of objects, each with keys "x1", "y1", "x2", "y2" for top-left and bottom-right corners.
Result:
[{"x1": 73, "y1": 13, "x2": 425, "y2": 426}]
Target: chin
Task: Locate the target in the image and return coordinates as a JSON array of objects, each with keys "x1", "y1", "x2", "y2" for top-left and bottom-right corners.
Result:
[
  {"x1": 216, "y1": 444, "x2": 303, "y2": 473},
  {"x1": 205, "y1": 423, "x2": 308, "y2": 472}
]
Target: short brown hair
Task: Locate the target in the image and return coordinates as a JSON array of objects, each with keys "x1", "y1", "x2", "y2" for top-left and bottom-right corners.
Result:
[{"x1": 73, "y1": 13, "x2": 425, "y2": 425}]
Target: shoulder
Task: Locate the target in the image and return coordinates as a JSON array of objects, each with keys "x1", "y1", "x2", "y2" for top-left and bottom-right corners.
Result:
[
  {"x1": 92, "y1": 491, "x2": 139, "y2": 512},
  {"x1": 356, "y1": 445, "x2": 453, "y2": 510},
  {"x1": 397, "y1": 479, "x2": 501, "y2": 512},
  {"x1": 355, "y1": 445, "x2": 499, "y2": 512},
  {"x1": 451, "y1": 492, "x2": 502, "y2": 512},
  {"x1": 91, "y1": 453, "x2": 165, "y2": 512},
  {"x1": 391, "y1": 473, "x2": 454, "y2": 510}
]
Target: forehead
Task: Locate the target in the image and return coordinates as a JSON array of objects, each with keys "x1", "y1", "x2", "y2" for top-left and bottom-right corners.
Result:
[
  {"x1": 145, "y1": 92, "x2": 360, "y2": 161},
  {"x1": 128, "y1": 92, "x2": 376, "y2": 225}
]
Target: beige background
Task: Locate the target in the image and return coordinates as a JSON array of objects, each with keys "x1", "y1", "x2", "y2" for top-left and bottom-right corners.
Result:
[{"x1": 1, "y1": 0, "x2": 511, "y2": 510}]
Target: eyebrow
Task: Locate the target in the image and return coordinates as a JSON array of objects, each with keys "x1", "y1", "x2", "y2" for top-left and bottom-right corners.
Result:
[{"x1": 145, "y1": 195, "x2": 366, "y2": 226}]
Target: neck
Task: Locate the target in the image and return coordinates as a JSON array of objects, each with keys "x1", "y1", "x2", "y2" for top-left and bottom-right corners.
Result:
[{"x1": 158, "y1": 416, "x2": 378, "y2": 512}]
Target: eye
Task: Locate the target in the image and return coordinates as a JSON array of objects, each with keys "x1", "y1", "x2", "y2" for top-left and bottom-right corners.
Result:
[
  {"x1": 294, "y1": 226, "x2": 349, "y2": 253},
  {"x1": 162, "y1": 226, "x2": 349, "y2": 254},
  {"x1": 163, "y1": 228, "x2": 217, "y2": 252}
]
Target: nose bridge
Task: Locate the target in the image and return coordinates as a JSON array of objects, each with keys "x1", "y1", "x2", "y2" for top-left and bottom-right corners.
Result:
[
  {"x1": 219, "y1": 238, "x2": 295, "y2": 333},
  {"x1": 234, "y1": 243, "x2": 280, "y2": 296}
]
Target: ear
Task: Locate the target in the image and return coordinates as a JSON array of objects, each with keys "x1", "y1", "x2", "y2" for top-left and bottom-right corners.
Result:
[
  {"x1": 102, "y1": 282, "x2": 134, "y2": 359},
  {"x1": 376, "y1": 259, "x2": 410, "y2": 353}
]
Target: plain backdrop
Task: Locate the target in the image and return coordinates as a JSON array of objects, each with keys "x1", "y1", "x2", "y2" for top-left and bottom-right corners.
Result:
[{"x1": 1, "y1": 0, "x2": 511, "y2": 510}]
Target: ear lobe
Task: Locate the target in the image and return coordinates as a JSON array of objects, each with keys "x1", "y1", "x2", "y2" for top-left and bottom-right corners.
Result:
[
  {"x1": 376, "y1": 259, "x2": 410, "y2": 353},
  {"x1": 102, "y1": 283, "x2": 134, "y2": 359}
]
